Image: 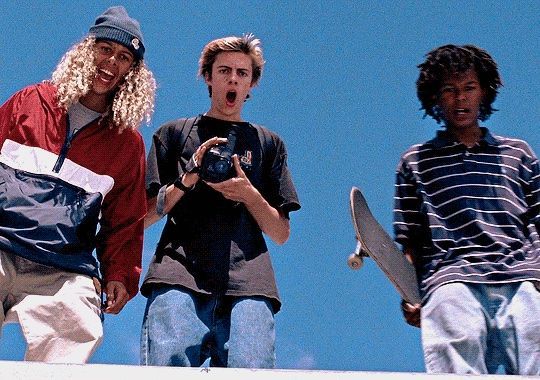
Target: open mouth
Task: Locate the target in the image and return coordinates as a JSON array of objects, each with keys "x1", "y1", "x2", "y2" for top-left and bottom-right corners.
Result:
[
  {"x1": 97, "y1": 68, "x2": 115, "y2": 83},
  {"x1": 226, "y1": 90, "x2": 237, "y2": 104},
  {"x1": 454, "y1": 108, "x2": 469, "y2": 115}
]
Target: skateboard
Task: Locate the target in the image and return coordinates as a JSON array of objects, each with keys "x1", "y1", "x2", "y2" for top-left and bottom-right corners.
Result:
[{"x1": 348, "y1": 186, "x2": 421, "y2": 305}]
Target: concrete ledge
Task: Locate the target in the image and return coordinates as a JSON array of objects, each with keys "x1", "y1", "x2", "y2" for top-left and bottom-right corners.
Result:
[{"x1": 0, "y1": 360, "x2": 531, "y2": 379}]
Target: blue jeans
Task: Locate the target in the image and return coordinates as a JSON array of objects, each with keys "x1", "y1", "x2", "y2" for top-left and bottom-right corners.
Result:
[
  {"x1": 140, "y1": 286, "x2": 275, "y2": 368},
  {"x1": 421, "y1": 281, "x2": 540, "y2": 375}
]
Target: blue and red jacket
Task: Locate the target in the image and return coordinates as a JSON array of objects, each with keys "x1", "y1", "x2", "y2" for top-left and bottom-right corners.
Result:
[{"x1": 0, "y1": 82, "x2": 146, "y2": 299}]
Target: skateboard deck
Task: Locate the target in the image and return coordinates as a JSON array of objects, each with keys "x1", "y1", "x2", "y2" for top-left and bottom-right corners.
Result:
[{"x1": 348, "y1": 186, "x2": 421, "y2": 305}]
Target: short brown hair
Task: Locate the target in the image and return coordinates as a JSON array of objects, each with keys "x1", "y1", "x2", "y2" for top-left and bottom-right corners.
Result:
[{"x1": 198, "y1": 34, "x2": 265, "y2": 87}]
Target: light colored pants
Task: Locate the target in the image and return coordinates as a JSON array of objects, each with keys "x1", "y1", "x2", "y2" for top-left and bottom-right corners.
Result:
[
  {"x1": 421, "y1": 281, "x2": 540, "y2": 375},
  {"x1": 141, "y1": 286, "x2": 276, "y2": 368},
  {"x1": 0, "y1": 250, "x2": 103, "y2": 363}
]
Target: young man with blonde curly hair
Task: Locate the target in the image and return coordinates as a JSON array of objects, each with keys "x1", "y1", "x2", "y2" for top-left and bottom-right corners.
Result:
[
  {"x1": 140, "y1": 34, "x2": 300, "y2": 368},
  {"x1": 0, "y1": 6, "x2": 155, "y2": 363}
]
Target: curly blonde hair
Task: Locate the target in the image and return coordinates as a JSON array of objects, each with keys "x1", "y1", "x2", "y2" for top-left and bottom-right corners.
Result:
[{"x1": 51, "y1": 36, "x2": 156, "y2": 132}]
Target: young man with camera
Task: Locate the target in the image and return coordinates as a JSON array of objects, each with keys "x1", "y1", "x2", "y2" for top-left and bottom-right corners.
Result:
[{"x1": 141, "y1": 34, "x2": 301, "y2": 368}]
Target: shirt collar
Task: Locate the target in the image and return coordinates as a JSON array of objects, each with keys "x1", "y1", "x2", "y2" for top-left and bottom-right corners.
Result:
[
  {"x1": 431, "y1": 127, "x2": 498, "y2": 149},
  {"x1": 199, "y1": 114, "x2": 252, "y2": 131}
]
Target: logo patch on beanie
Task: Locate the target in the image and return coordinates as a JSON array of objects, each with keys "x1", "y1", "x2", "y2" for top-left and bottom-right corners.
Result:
[{"x1": 131, "y1": 38, "x2": 140, "y2": 50}]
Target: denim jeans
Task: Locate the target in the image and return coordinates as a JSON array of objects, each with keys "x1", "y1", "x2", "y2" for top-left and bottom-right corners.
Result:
[
  {"x1": 421, "y1": 281, "x2": 540, "y2": 375},
  {"x1": 140, "y1": 286, "x2": 275, "y2": 368}
]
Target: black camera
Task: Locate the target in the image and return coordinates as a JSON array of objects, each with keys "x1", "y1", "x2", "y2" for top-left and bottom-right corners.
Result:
[{"x1": 200, "y1": 129, "x2": 238, "y2": 183}]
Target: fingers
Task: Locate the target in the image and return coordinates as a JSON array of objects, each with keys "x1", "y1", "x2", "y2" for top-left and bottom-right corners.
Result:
[
  {"x1": 194, "y1": 136, "x2": 227, "y2": 165},
  {"x1": 103, "y1": 281, "x2": 129, "y2": 314},
  {"x1": 205, "y1": 178, "x2": 232, "y2": 194},
  {"x1": 92, "y1": 277, "x2": 102, "y2": 294},
  {"x1": 401, "y1": 300, "x2": 421, "y2": 328},
  {"x1": 205, "y1": 171, "x2": 241, "y2": 201},
  {"x1": 205, "y1": 156, "x2": 245, "y2": 190},
  {"x1": 232, "y1": 154, "x2": 246, "y2": 177}
]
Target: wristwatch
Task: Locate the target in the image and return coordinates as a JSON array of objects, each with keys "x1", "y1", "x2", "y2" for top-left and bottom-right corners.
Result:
[{"x1": 173, "y1": 174, "x2": 194, "y2": 192}]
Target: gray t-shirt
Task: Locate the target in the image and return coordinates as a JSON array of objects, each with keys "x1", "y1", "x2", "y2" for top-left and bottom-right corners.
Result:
[{"x1": 67, "y1": 102, "x2": 101, "y2": 134}]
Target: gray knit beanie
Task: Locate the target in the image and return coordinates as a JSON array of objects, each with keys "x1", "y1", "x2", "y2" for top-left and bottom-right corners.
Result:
[{"x1": 89, "y1": 6, "x2": 145, "y2": 60}]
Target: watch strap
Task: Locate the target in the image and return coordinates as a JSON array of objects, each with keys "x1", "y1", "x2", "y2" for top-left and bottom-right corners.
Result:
[{"x1": 173, "y1": 175, "x2": 194, "y2": 192}]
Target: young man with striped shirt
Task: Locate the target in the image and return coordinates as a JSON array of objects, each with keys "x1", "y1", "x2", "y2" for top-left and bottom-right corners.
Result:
[{"x1": 394, "y1": 45, "x2": 540, "y2": 375}]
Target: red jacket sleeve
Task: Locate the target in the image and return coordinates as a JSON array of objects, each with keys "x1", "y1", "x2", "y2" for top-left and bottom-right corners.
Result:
[
  {"x1": 0, "y1": 86, "x2": 34, "y2": 146},
  {"x1": 95, "y1": 130, "x2": 147, "y2": 299}
]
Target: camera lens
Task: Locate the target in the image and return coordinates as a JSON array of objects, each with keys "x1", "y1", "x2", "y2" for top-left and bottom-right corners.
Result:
[
  {"x1": 214, "y1": 160, "x2": 229, "y2": 174},
  {"x1": 200, "y1": 128, "x2": 237, "y2": 183}
]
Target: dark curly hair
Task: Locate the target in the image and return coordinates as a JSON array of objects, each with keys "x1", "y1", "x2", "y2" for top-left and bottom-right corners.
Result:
[{"x1": 416, "y1": 44, "x2": 503, "y2": 123}]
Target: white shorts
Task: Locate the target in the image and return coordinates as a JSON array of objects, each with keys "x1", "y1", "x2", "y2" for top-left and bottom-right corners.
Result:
[{"x1": 0, "y1": 250, "x2": 103, "y2": 363}]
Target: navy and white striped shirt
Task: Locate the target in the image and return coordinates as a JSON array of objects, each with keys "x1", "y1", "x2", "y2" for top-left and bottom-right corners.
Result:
[{"x1": 394, "y1": 127, "x2": 540, "y2": 303}]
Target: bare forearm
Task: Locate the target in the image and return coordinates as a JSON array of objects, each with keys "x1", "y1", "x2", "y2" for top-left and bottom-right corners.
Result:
[
  {"x1": 195, "y1": 155, "x2": 291, "y2": 244},
  {"x1": 144, "y1": 183, "x2": 188, "y2": 228},
  {"x1": 244, "y1": 190, "x2": 290, "y2": 245},
  {"x1": 145, "y1": 196, "x2": 159, "y2": 228}
]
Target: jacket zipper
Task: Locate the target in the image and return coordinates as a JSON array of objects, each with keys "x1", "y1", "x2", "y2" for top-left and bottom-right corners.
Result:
[{"x1": 52, "y1": 115, "x2": 99, "y2": 173}]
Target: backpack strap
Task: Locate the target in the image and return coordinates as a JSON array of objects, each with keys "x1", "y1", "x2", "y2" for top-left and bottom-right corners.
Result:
[
  {"x1": 173, "y1": 115, "x2": 199, "y2": 159},
  {"x1": 251, "y1": 123, "x2": 274, "y2": 171}
]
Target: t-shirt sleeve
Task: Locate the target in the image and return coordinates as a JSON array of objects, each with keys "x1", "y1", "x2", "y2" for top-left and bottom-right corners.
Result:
[
  {"x1": 393, "y1": 158, "x2": 424, "y2": 249},
  {"x1": 146, "y1": 122, "x2": 179, "y2": 198},
  {"x1": 263, "y1": 132, "x2": 301, "y2": 217}
]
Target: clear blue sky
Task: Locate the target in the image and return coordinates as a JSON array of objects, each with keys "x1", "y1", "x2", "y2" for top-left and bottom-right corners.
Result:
[{"x1": 0, "y1": 0, "x2": 538, "y2": 372}]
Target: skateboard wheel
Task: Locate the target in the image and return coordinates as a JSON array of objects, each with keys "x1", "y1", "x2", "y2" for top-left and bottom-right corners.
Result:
[{"x1": 348, "y1": 253, "x2": 363, "y2": 270}]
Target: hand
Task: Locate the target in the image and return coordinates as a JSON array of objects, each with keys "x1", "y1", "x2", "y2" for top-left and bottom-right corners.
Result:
[
  {"x1": 103, "y1": 281, "x2": 129, "y2": 314},
  {"x1": 401, "y1": 299, "x2": 421, "y2": 328},
  {"x1": 194, "y1": 136, "x2": 228, "y2": 166},
  {"x1": 184, "y1": 136, "x2": 228, "y2": 187},
  {"x1": 205, "y1": 155, "x2": 255, "y2": 203}
]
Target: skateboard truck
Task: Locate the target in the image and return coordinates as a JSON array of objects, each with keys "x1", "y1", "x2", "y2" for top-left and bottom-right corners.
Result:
[{"x1": 348, "y1": 240, "x2": 365, "y2": 270}]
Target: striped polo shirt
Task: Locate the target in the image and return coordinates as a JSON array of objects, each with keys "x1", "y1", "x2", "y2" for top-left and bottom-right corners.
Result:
[{"x1": 394, "y1": 127, "x2": 540, "y2": 303}]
